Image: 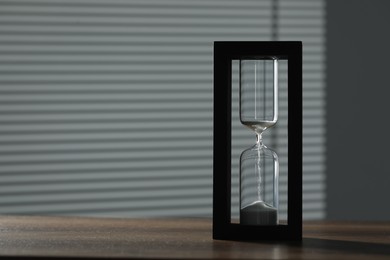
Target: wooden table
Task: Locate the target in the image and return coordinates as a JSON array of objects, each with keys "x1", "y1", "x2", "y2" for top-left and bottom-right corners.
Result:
[{"x1": 0, "y1": 216, "x2": 389, "y2": 259}]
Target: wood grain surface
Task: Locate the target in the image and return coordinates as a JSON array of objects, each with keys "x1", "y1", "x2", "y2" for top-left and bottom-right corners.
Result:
[{"x1": 0, "y1": 215, "x2": 389, "y2": 259}]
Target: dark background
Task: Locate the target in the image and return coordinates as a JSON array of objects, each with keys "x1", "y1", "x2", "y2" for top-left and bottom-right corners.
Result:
[{"x1": 326, "y1": 0, "x2": 390, "y2": 220}]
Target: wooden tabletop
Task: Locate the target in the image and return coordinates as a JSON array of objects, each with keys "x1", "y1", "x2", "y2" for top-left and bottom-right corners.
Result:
[{"x1": 0, "y1": 216, "x2": 389, "y2": 259}]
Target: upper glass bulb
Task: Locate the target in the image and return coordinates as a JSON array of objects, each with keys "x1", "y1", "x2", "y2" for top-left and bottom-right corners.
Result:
[{"x1": 240, "y1": 59, "x2": 278, "y2": 135}]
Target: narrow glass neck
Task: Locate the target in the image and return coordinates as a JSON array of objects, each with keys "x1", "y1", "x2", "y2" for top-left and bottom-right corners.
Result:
[{"x1": 256, "y1": 132, "x2": 264, "y2": 146}]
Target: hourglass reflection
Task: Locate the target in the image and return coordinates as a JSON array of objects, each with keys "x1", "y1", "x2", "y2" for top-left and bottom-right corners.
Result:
[{"x1": 240, "y1": 59, "x2": 279, "y2": 225}]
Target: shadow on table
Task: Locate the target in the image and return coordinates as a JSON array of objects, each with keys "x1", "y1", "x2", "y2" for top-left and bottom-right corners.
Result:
[{"x1": 297, "y1": 238, "x2": 390, "y2": 256}]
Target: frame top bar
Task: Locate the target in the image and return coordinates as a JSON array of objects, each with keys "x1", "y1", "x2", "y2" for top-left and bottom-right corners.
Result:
[{"x1": 214, "y1": 41, "x2": 302, "y2": 59}]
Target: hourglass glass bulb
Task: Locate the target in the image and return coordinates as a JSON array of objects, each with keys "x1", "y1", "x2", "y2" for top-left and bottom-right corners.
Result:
[
  {"x1": 239, "y1": 58, "x2": 279, "y2": 226},
  {"x1": 240, "y1": 144, "x2": 278, "y2": 225}
]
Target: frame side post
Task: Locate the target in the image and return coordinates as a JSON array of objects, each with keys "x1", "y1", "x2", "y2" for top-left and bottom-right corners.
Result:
[{"x1": 213, "y1": 43, "x2": 232, "y2": 238}]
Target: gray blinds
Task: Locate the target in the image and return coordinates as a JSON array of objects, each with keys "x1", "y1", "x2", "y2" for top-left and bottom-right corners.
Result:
[{"x1": 0, "y1": 0, "x2": 326, "y2": 219}]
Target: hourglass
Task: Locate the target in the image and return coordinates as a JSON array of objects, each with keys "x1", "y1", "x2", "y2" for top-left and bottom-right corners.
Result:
[
  {"x1": 213, "y1": 41, "x2": 302, "y2": 241},
  {"x1": 239, "y1": 59, "x2": 279, "y2": 226}
]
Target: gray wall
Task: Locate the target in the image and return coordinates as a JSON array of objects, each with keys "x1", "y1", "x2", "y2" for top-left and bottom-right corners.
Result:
[
  {"x1": 326, "y1": 0, "x2": 390, "y2": 220},
  {"x1": 0, "y1": 0, "x2": 326, "y2": 219}
]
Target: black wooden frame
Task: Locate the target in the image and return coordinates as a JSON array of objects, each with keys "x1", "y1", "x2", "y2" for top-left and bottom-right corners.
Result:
[{"x1": 213, "y1": 41, "x2": 302, "y2": 241}]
